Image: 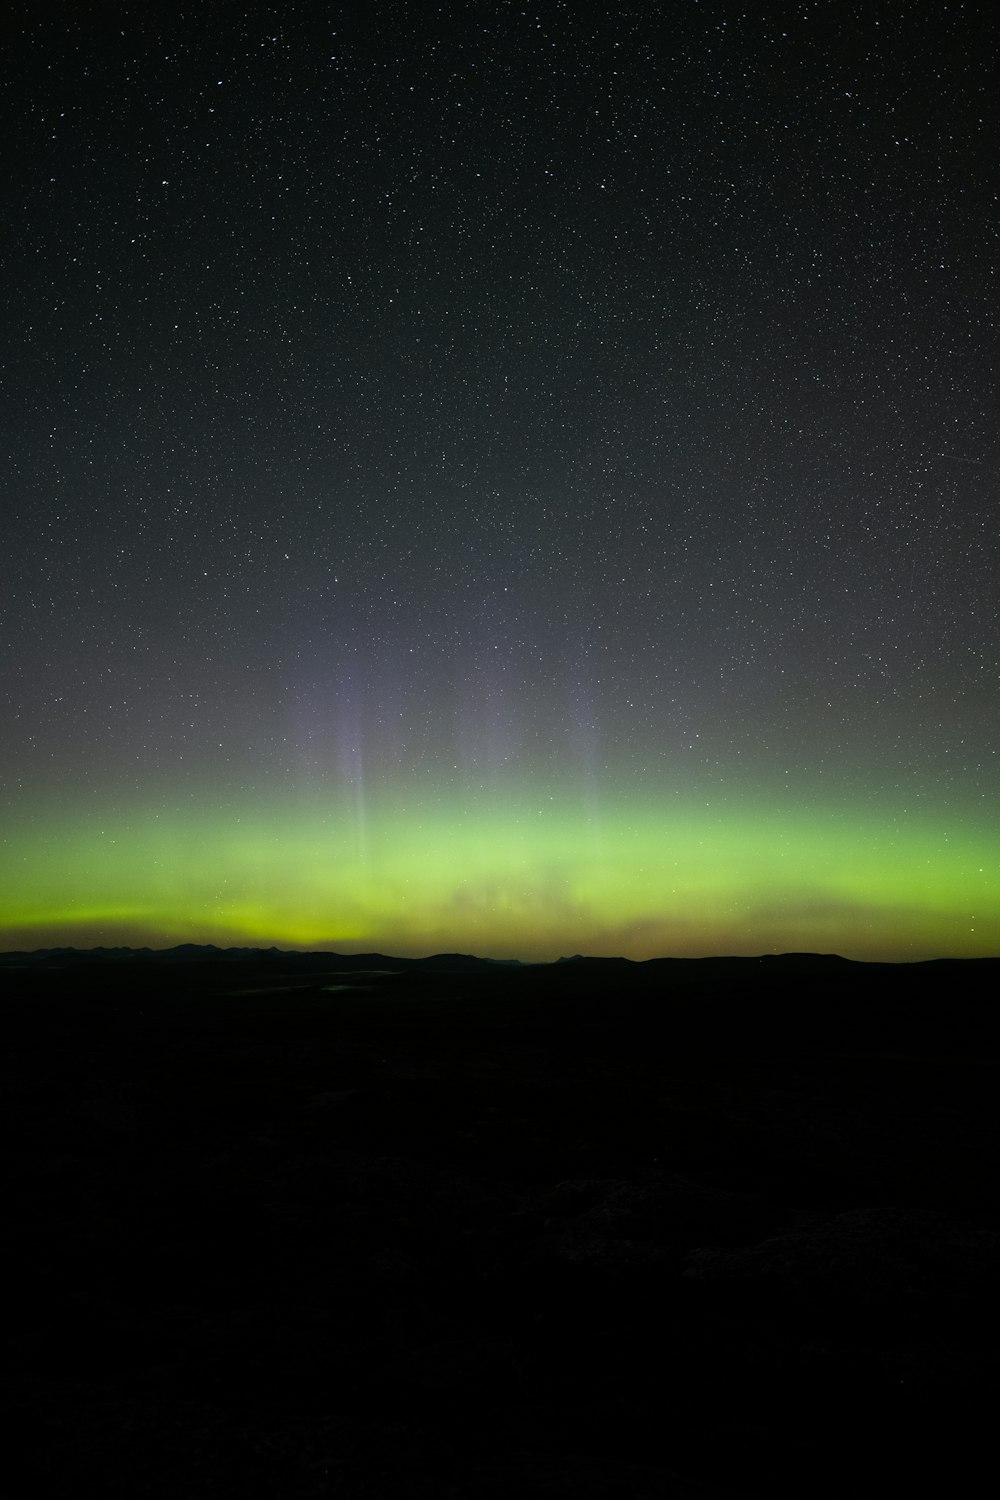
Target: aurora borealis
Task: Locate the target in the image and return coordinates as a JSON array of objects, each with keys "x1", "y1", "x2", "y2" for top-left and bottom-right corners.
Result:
[
  {"x1": 2, "y1": 784, "x2": 998, "y2": 960},
  {"x1": 2, "y1": 3, "x2": 997, "y2": 961}
]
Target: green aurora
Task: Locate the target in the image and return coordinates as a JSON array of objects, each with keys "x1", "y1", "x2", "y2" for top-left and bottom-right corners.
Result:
[
  {"x1": 3, "y1": 783, "x2": 996, "y2": 961},
  {"x1": 3, "y1": 8, "x2": 997, "y2": 970}
]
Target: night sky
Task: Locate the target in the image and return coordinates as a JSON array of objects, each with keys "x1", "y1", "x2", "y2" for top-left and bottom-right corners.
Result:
[{"x1": 2, "y1": 2, "x2": 997, "y2": 960}]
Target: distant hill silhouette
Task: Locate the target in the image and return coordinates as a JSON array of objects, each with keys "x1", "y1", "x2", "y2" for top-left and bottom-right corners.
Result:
[
  {"x1": 0, "y1": 944, "x2": 529, "y2": 973},
  {"x1": 2, "y1": 943, "x2": 995, "y2": 976}
]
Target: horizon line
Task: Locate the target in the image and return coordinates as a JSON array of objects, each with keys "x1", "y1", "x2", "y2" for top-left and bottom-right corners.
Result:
[{"x1": 2, "y1": 942, "x2": 999, "y2": 968}]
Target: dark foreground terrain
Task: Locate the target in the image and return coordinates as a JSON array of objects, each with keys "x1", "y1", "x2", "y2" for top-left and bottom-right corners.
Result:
[{"x1": 3, "y1": 949, "x2": 999, "y2": 1498}]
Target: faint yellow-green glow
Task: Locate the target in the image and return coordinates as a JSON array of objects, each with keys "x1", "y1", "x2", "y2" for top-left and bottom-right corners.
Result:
[{"x1": 2, "y1": 785, "x2": 996, "y2": 959}]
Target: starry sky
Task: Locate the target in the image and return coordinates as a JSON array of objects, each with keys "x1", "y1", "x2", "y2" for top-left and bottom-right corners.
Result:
[{"x1": 1, "y1": 1, "x2": 997, "y2": 960}]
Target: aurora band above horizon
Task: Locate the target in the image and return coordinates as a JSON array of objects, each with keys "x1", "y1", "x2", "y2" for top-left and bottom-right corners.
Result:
[{"x1": 2, "y1": 781, "x2": 996, "y2": 962}]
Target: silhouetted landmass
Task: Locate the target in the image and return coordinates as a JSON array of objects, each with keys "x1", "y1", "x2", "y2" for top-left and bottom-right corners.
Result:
[
  {"x1": 0, "y1": 944, "x2": 524, "y2": 973},
  {"x1": 2, "y1": 950, "x2": 998, "y2": 1497}
]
